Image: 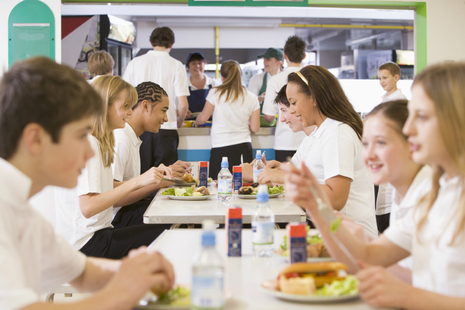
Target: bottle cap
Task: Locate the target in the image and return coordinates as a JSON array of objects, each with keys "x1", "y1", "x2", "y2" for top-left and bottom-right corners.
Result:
[
  {"x1": 255, "y1": 150, "x2": 262, "y2": 160},
  {"x1": 221, "y1": 157, "x2": 229, "y2": 168},
  {"x1": 202, "y1": 219, "x2": 216, "y2": 230},
  {"x1": 256, "y1": 184, "x2": 269, "y2": 202}
]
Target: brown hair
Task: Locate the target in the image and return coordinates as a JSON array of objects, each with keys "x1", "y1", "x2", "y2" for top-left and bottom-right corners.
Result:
[
  {"x1": 378, "y1": 61, "x2": 401, "y2": 77},
  {"x1": 365, "y1": 100, "x2": 409, "y2": 139},
  {"x1": 274, "y1": 84, "x2": 289, "y2": 107},
  {"x1": 90, "y1": 75, "x2": 137, "y2": 167},
  {"x1": 87, "y1": 51, "x2": 115, "y2": 78},
  {"x1": 0, "y1": 57, "x2": 104, "y2": 159},
  {"x1": 413, "y1": 62, "x2": 465, "y2": 245},
  {"x1": 284, "y1": 35, "x2": 306, "y2": 63},
  {"x1": 150, "y1": 27, "x2": 175, "y2": 48},
  {"x1": 214, "y1": 60, "x2": 245, "y2": 104},
  {"x1": 287, "y1": 65, "x2": 363, "y2": 139}
]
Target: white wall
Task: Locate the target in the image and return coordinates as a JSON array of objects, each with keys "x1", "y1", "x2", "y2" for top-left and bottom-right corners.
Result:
[{"x1": 0, "y1": 0, "x2": 61, "y2": 74}]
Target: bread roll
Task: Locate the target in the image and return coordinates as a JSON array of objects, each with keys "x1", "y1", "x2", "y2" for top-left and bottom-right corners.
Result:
[{"x1": 279, "y1": 276, "x2": 316, "y2": 295}]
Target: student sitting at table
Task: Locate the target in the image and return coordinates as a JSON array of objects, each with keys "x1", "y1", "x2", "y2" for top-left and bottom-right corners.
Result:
[
  {"x1": 112, "y1": 81, "x2": 191, "y2": 228},
  {"x1": 241, "y1": 84, "x2": 315, "y2": 183},
  {"x1": 283, "y1": 62, "x2": 465, "y2": 309},
  {"x1": 55, "y1": 75, "x2": 169, "y2": 259},
  {"x1": 0, "y1": 57, "x2": 174, "y2": 310},
  {"x1": 195, "y1": 60, "x2": 260, "y2": 179}
]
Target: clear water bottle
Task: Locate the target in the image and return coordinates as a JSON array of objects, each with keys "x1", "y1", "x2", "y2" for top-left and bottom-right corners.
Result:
[
  {"x1": 218, "y1": 157, "x2": 232, "y2": 202},
  {"x1": 253, "y1": 150, "x2": 265, "y2": 182},
  {"x1": 252, "y1": 185, "x2": 275, "y2": 257},
  {"x1": 191, "y1": 220, "x2": 224, "y2": 310}
]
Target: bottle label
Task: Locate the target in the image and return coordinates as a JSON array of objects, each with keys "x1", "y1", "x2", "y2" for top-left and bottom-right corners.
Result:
[
  {"x1": 192, "y1": 275, "x2": 224, "y2": 310},
  {"x1": 252, "y1": 222, "x2": 274, "y2": 245},
  {"x1": 253, "y1": 169, "x2": 264, "y2": 182},
  {"x1": 218, "y1": 179, "x2": 232, "y2": 194}
]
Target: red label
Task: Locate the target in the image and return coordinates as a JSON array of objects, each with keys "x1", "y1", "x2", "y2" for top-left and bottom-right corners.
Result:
[
  {"x1": 199, "y1": 161, "x2": 208, "y2": 167},
  {"x1": 227, "y1": 207, "x2": 242, "y2": 219},
  {"x1": 233, "y1": 166, "x2": 242, "y2": 173},
  {"x1": 287, "y1": 223, "x2": 307, "y2": 237}
]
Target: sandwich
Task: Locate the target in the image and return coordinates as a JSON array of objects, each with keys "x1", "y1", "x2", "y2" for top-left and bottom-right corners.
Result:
[{"x1": 277, "y1": 262, "x2": 347, "y2": 295}]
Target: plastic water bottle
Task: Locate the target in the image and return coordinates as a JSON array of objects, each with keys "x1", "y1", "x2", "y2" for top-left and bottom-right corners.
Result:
[
  {"x1": 252, "y1": 185, "x2": 275, "y2": 257},
  {"x1": 191, "y1": 220, "x2": 225, "y2": 310},
  {"x1": 253, "y1": 150, "x2": 265, "y2": 182},
  {"x1": 218, "y1": 157, "x2": 232, "y2": 202}
]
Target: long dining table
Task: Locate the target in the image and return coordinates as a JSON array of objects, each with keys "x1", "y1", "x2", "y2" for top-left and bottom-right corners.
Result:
[
  {"x1": 140, "y1": 229, "x2": 393, "y2": 310},
  {"x1": 143, "y1": 185, "x2": 307, "y2": 226}
]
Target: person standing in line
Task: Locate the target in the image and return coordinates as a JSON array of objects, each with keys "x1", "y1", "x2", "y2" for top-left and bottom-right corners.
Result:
[
  {"x1": 247, "y1": 47, "x2": 284, "y2": 112},
  {"x1": 185, "y1": 52, "x2": 221, "y2": 114},
  {"x1": 87, "y1": 50, "x2": 114, "y2": 81},
  {"x1": 262, "y1": 36, "x2": 307, "y2": 162},
  {"x1": 123, "y1": 27, "x2": 189, "y2": 171},
  {"x1": 195, "y1": 60, "x2": 260, "y2": 179}
]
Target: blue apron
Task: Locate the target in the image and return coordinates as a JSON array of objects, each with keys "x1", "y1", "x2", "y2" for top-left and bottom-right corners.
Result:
[{"x1": 187, "y1": 84, "x2": 212, "y2": 113}]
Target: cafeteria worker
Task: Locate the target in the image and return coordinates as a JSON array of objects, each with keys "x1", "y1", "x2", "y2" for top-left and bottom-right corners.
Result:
[{"x1": 186, "y1": 52, "x2": 220, "y2": 113}]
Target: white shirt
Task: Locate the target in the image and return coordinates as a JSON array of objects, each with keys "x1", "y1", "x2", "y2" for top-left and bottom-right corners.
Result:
[
  {"x1": 262, "y1": 67, "x2": 306, "y2": 150},
  {"x1": 301, "y1": 118, "x2": 378, "y2": 238},
  {"x1": 388, "y1": 165, "x2": 432, "y2": 269},
  {"x1": 375, "y1": 183, "x2": 393, "y2": 216},
  {"x1": 291, "y1": 133, "x2": 313, "y2": 166},
  {"x1": 247, "y1": 72, "x2": 271, "y2": 96},
  {"x1": 206, "y1": 88, "x2": 260, "y2": 148},
  {"x1": 188, "y1": 75, "x2": 220, "y2": 90},
  {"x1": 384, "y1": 174, "x2": 465, "y2": 297},
  {"x1": 381, "y1": 89, "x2": 407, "y2": 103},
  {"x1": 55, "y1": 135, "x2": 114, "y2": 249},
  {"x1": 0, "y1": 158, "x2": 86, "y2": 310},
  {"x1": 123, "y1": 50, "x2": 190, "y2": 129}
]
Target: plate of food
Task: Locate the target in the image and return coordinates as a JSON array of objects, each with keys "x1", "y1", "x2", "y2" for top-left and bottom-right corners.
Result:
[
  {"x1": 274, "y1": 228, "x2": 334, "y2": 262},
  {"x1": 161, "y1": 186, "x2": 214, "y2": 201},
  {"x1": 164, "y1": 173, "x2": 197, "y2": 186},
  {"x1": 261, "y1": 262, "x2": 359, "y2": 303},
  {"x1": 138, "y1": 285, "x2": 190, "y2": 309},
  {"x1": 237, "y1": 183, "x2": 284, "y2": 199}
]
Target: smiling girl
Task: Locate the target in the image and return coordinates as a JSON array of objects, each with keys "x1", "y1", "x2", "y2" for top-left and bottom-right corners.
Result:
[
  {"x1": 55, "y1": 75, "x2": 168, "y2": 259},
  {"x1": 285, "y1": 65, "x2": 377, "y2": 238},
  {"x1": 283, "y1": 62, "x2": 465, "y2": 309}
]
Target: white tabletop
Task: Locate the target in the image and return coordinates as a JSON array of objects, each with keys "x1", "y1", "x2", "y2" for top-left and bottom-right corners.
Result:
[
  {"x1": 144, "y1": 186, "x2": 306, "y2": 224},
  {"x1": 145, "y1": 229, "x2": 392, "y2": 310}
]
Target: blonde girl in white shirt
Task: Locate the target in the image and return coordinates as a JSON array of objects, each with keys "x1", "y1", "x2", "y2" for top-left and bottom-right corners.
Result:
[
  {"x1": 283, "y1": 62, "x2": 465, "y2": 309},
  {"x1": 195, "y1": 60, "x2": 260, "y2": 178}
]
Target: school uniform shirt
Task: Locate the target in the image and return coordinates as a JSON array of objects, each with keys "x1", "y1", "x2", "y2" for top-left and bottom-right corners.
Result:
[
  {"x1": 375, "y1": 183, "x2": 393, "y2": 216},
  {"x1": 55, "y1": 135, "x2": 114, "y2": 249},
  {"x1": 123, "y1": 50, "x2": 190, "y2": 129},
  {"x1": 388, "y1": 165, "x2": 432, "y2": 269},
  {"x1": 290, "y1": 133, "x2": 313, "y2": 166},
  {"x1": 112, "y1": 123, "x2": 143, "y2": 216},
  {"x1": 384, "y1": 174, "x2": 465, "y2": 297},
  {"x1": 381, "y1": 89, "x2": 407, "y2": 103},
  {"x1": 206, "y1": 88, "x2": 260, "y2": 148},
  {"x1": 301, "y1": 118, "x2": 378, "y2": 238},
  {"x1": 0, "y1": 158, "x2": 86, "y2": 310},
  {"x1": 247, "y1": 72, "x2": 271, "y2": 96},
  {"x1": 262, "y1": 67, "x2": 307, "y2": 151},
  {"x1": 188, "y1": 75, "x2": 220, "y2": 90}
]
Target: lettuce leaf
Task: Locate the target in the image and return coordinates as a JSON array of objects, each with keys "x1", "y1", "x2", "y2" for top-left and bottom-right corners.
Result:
[{"x1": 316, "y1": 276, "x2": 359, "y2": 296}]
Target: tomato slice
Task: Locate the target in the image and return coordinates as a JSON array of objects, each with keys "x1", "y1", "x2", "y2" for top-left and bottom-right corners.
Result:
[{"x1": 284, "y1": 272, "x2": 300, "y2": 278}]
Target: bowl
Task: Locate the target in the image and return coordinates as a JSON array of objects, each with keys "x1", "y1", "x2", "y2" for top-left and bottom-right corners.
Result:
[
  {"x1": 260, "y1": 115, "x2": 276, "y2": 127},
  {"x1": 183, "y1": 120, "x2": 194, "y2": 127}
]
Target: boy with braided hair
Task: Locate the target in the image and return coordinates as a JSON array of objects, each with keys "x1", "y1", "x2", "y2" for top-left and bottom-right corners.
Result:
[{"x1": 112, "y1": 82, "x2": 190, "y2": 228}]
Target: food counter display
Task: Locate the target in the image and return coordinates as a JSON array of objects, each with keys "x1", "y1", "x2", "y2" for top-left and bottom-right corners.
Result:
[{"x1": 177, "y1": 127, "x2": 276, "y2": 165}]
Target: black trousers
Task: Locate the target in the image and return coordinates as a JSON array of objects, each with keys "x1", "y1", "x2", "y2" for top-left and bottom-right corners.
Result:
[
  {"x1": 111, "y1": 198, "x2": 156, "y2": 229},
  {"x1": 79, "y1": 223, "x2": 170, "y2": 259},
  {"x1": 275, "y1": 150, "x2": 297, "y2": 163},
  {"x1": 209, "y1": 142, "x2": 253, "y2": 179},
  {"x1": 139, "y1": 129, "x2": 179, "y2": 174}
]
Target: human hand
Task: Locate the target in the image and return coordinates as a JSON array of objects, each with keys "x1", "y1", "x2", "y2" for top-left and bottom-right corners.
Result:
[
  {"x1": 257, "y1": 168, "x2": 284, "y2": 185},
  {"x1": 169, "y1": 161, "x2": 191, "y2": 178},
  {"x1": 240, "y1": 163, "x2": 254, "y2": 182},
  {"x1": 156, "y1": 164, "x2": 172, "y2": 179},
  {"x1": 137, "y1": 167, "x2": 163, "y2": 187},
  {"x1": 335, "y1": 211, "x2": 371, "y2": 243},
  {"x1": 258, "y1": 92, "x2": 266, "y2": 103},
  {"x1": 356, "y1": 260, "x2": 409, "y2": 308},
  {"x1": 265, "y1": 160, "x2": 281, "y2": 169}
]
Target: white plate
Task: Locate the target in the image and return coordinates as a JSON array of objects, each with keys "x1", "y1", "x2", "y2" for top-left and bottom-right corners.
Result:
[
  {"x1": 261, "y1": 280, "x2": 359, "y2": 303},
  {"x1": 168, "y1": 182, "x2": 197, "y2": 187},
  {"x1": 237, "y1": 193, "x2": 282, "y2": 199},
  {"x1": 167, "y1": 195, "x2": 214, "y2": 201}
]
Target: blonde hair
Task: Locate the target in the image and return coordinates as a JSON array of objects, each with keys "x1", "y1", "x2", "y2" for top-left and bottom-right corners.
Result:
[
  {"x1": 215, "y1": 60, "x2": 245, "y2": 104},
  {"x1": 413, "y1": 62, "x2": 465, "y2": 245},
  {"x1": 87, "y1": 51, "x2": 115, "y2": 78},
  {"x1": 90, "y1": 75, "x2": 137, "y2": 167}
]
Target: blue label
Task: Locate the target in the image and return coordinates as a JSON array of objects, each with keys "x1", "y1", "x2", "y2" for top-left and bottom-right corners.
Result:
[
  {"x1": 228, "y1": 218, "x2": 242, "y2": 257},
  {"x1": 233, "y1": 172, "x2": 242, "y2": 191},
  {"x1": 289, "y1": 237, "x2": 307, "y2": 263},
  {"x1": 199, "y1": 166, "x2": 208, "y2": 187}
]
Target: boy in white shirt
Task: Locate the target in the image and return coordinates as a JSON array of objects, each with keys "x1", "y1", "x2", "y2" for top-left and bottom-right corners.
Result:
[
  {"x1": 378, "y1": 61, "x2": 407, "y2": 103},
  {"x1": 112, "y1": 82, "x2": 190, "y2": 228},
  {"x1": 0, "y1": 57, "x2": 174, "y2": 310}
]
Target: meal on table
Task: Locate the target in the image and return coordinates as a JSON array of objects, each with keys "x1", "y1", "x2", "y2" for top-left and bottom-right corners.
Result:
[
  {"x1": 277, "y1": 262, "x2": 358, "y2": 296},
  {"x1": 181, "y1": 173, "x2": 194, "y2": 183},
  {"x1": 238, "y1": 182, "x2": 284, "y2": 195},
  {"x1": 162, "y1": 185, "x2": 210, "y2": 197},
  {"x1": 193, "y1": 177, "x2": 214, "y2": 184},
  {"x1": 145, "y1": 285, "x2": 191, "y2": 306},
  {"x1": 275, "y1": 227, "x2": 331, "y2": 258}
]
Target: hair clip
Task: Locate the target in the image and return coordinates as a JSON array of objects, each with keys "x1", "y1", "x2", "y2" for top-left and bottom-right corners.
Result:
[{"x1": 296, "y1": 71, "x2": 309, "y2": 86}]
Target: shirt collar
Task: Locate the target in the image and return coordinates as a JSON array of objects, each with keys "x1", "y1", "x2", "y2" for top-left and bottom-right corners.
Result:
[
  {"x1": 124, "y1": 123, "x2": 142, "y2": 147},
  {"x1": 0, "y1": 158, "x2": 32, "y2": 208},
  {"x1": 439, "y1": 173, "x2": 461, "y2": 188},
  {"x1": 311, "y1": 117, "x2": 334, "y2": 139}
]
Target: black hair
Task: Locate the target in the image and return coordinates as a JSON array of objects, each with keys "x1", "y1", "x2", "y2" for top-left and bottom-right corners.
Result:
[
  {"x1": 134, "y1": 81, "x2": 168, "y2": 109},
  {"x1": 274, "y1": 84, "x2": 289, "y2": 106},
  {"x1": 284, "y1": 35, "x2": 306, "y2": 63}
]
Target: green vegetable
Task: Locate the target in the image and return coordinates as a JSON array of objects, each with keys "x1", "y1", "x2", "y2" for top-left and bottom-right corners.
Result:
[
  {"x1": 330, "y1": 217, "x2": 342, "y2": 233},
  {"x1": 307, "y1": 234, "x2": 323, "y2": 245},
  {"x1": 268, "y1": 185, "x2": 284, "y2": 195},
  {"x1": 154, "y1": 286, "x2": 191, "y2": 305},
  {"x1": 163, "y1": 187, "x2": 195, "y2": 196},
  {"x1": 162, "y1": 188, "x2": 175, "y2": 196},
  {"x1": 279, "y1": 227, "x2": 323, "y2": 254},
  {"x1": 316, "y1": 275, "x2": 358, "y2": 296}
]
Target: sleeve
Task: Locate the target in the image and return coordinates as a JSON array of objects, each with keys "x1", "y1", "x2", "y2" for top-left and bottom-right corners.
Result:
[
  {"x1": 112, "y1": 139, "x2": 130, "y2": 182},
  {"x1": 320, "y1": 127, "x2": 356, "y2": 181},
  {"x1": 77, "y1": 136, "x2": 102, "y2": 196},
  {"x1": 262, "y1": 77, "x2": 279, "y2": 116},
  {"x1": 122, "y1": 60, "x2": 135, "y2": 86},
  {"x1": 248, "y1": 92, "x2": 260, "y2": 112},
  {"x1": 174, "y1": 62, "x2": 190, "y2": 97},
  {"x1": 247, "y1": 74, "x2": 262, "y2": 96},
  {"x1": 383, "y1": 207, "x2": 415, "y2": 253},
  {"x1": 206, "y1": 88, "x2": 217, "y2": 106}
]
